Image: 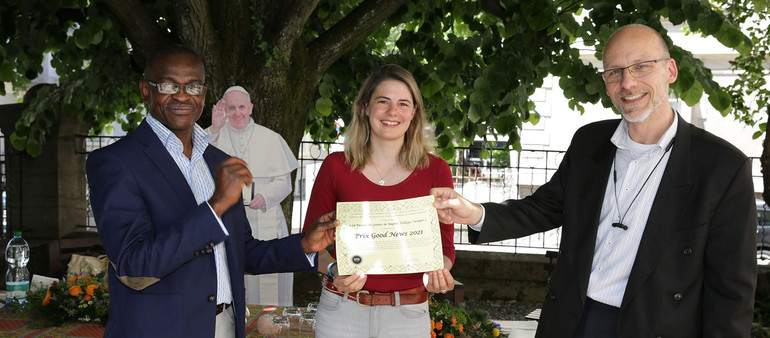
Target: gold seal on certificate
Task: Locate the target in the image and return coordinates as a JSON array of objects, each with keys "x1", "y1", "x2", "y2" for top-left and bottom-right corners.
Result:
[{"x1": 335, "y1": 195, "x2": 444, "y2": 275}]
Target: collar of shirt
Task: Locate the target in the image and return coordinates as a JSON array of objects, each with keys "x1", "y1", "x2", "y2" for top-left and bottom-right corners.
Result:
[
  {"x1": 145, "y1": 114, "x2": 210, "y2": 162},
  {"x1": 610, "y1": 114, "x2": 678, "y2": 157}
]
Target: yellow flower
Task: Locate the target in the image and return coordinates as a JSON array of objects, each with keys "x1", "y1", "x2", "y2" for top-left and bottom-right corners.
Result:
[
  {"x1": 493, "y1": 328, "x2": 500, "y2": 337},
  {"x1": 42, "y1": 289, "x2": 52, "y2": 306},
  {"x1": 69, "y1": 285, "x2": 82, "y2": 296},
  {"x1": 85, "y1": 284, "x2": 98, "y2": 295}
]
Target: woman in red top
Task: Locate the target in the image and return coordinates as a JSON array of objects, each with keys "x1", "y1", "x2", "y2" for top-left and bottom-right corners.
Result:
[{"x1": 302, "y1": 64, "x2": 456, "y2": 337}]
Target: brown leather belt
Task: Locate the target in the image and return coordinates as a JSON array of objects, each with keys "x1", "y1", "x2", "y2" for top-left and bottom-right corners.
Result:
[
  {"x1": 215, "y1": 302, "x2": 232, "y2": 315},
  {"x1": 323, "y1": 278, "x2": 429, "y2": 306}
]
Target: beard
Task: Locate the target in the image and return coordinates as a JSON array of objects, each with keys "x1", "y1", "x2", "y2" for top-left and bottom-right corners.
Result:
[{"x1": 616, "y1": 91, "x2": 666, "y2": 124}]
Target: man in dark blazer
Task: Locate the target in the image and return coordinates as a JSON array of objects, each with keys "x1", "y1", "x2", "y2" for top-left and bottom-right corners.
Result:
[
  {"x1": 432, "y1": 24, "x2": 757, "y2": 337},
  {"x1": 87, "y1": 46, "x2": 337, "y2": 337}
]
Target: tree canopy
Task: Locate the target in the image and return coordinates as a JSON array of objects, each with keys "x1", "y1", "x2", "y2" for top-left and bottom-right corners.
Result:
[{"x1": 0, "y1": 0, "x2": 767, "y2": 167}]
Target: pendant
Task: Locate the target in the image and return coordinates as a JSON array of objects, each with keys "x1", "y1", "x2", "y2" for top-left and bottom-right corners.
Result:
[{"x1": 378, "y1": 179, "x2": 385, "y2": 186}]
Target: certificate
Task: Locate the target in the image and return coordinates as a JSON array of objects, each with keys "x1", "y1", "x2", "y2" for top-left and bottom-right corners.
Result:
[{"x1": 335, "y1": 195, "x2": 444, "y2": 275}]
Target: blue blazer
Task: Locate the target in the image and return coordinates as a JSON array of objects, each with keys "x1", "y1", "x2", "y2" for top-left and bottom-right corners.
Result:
[{"x1": 87, "y1": 120, "x2": 314, "y2": 338}]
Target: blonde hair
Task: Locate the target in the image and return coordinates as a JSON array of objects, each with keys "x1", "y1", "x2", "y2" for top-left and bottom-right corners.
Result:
[{"x1": 343, "y1": 64, "x2": 433, "y2": 171}]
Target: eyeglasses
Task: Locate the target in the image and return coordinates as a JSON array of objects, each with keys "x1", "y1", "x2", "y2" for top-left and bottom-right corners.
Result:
[
  {"x1": 601, "y1": 58, "x2": 669, "y2": 83},
  {"x1": 146, "y1": 81, "x2": 207, "y2": 96}
]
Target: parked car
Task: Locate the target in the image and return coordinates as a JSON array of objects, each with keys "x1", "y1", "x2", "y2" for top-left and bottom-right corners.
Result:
[{"x1": 757, "y1": 199, "x2": 770, "y2": 265}]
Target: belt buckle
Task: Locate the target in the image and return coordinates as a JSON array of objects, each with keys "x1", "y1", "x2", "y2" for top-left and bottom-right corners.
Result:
[{"x1": 355, "y1": 290, "x2": 370, "y2": 306}]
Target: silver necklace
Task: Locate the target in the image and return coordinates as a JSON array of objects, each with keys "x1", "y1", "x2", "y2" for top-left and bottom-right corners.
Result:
[{"x1": 371, "y1": 162, "x2": 397, "y2": 186}]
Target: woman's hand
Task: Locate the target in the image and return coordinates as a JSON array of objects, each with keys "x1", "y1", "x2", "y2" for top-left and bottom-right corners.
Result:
[
  {"x1": 425, "y1": 268, "x2": 454, "y2": 294},
  {"x1": 333, "y1": 272, "x2": 367, "y2": 293}
]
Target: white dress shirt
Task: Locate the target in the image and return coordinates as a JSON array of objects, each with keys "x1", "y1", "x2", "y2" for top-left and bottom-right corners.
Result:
[
  {"x1": 146, "y1": 114, "x2": 233, "y2": 305},
  {"x1": 587, "y1": 117, "x2": 677, "y2": 307}
]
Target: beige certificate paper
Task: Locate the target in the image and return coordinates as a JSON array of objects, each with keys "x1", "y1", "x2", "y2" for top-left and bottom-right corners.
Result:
[{"x1": 335, "y1": 195, "x2": 444, "y2": 275}]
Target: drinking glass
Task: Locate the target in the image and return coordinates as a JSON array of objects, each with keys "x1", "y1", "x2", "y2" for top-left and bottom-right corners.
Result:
[
  {"x1": 299, "y1": 311, "x2": 316, "y2": 337},
  {"x1": 283, "y1": 306, "x2": 302, "y2": 334},
  {"x1": 270, "y1": 315, "x2": 290, "y2": 336}
]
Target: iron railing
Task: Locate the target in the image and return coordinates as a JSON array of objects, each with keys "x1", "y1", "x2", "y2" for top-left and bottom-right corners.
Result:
[{"x1": 78, "y1": 137, "x2": 766, "y2": 255}]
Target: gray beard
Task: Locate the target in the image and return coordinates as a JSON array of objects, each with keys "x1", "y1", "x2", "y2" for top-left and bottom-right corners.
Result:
[{"x1": 618, "y1": 94, "x2": 665, "y2": 123}]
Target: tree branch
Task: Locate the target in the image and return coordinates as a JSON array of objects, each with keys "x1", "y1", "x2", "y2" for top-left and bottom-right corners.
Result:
[
  {"x1": 272, "y1": 0, "x2": 321, "y2": 57},
  {"x1": 99, "y1": 0, "x2": 170, "y2": 69},
  {"x1": 307, "y1": 0, "x2": 408, "y2": 77},
  {"x1": 172, "y1": 0, "x2": 220, "y2": 66}
]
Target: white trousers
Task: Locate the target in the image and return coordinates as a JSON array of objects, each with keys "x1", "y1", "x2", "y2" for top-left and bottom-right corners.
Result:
[{"x1": 314, "y1": 288, "x2": 430, "y2": 338}]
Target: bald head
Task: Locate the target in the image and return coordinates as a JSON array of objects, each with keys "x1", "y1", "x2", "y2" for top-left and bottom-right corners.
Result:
[{"x1": 604, "y1": 25, "x2": 670, "y2": 68}]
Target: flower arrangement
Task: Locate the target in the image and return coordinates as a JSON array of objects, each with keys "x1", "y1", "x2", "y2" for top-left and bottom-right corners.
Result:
[
  {"x1": 23, "y1": 274, "x2": 109, "y2": 326},
  {"x1": 430, "y1": 298, "x2": 501, "y2": 338}
]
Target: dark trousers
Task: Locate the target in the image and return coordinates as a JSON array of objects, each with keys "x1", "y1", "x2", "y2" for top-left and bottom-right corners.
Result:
[{"x1": 573, "y1": 298, "x2": 620, "y2": 338}]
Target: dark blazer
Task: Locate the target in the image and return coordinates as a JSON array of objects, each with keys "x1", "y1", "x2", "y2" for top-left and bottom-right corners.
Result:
[
  {"x1": 87, "y1": 121, "x2": 315, "y2": 338},
  {"x1": 471, "y1": 116, "x2": 757, "y2": 337}
]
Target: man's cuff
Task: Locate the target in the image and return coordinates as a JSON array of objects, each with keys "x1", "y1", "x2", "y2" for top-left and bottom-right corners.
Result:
[
  {"x1": 468, "y1": 205, "x2": 486, "y2": 231},
  {"x1": 206, "y1": 202, "x2": 229, "y2": 236}
]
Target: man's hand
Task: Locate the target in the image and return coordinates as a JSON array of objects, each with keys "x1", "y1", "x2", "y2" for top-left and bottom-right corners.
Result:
[
  {"x1": 210, "y1": 99, "x2": 227, "y2": 133},
  {"x1": 209, "y1": 157, "x2": 252, "y2": 216},
  {"x1": 301, "y1": 211, "x2": 338, "y2": 253},
  {"x1": 430, "y1": 187, "x2": 484, "y2": 225},
  {"x1": 249, "y1": 194, "x2": 266, "y2": 210}
]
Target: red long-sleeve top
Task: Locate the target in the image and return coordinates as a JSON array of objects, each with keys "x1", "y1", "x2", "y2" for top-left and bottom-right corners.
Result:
[{"x1": 302, "y1": 152, "x2": 455, "y2": 292}]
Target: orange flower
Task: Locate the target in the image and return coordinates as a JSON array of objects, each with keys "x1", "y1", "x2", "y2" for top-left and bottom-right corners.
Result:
[
  {"x1": 67, "y1": 276, "x2": 76, "y2": 285},
  {"x1": 42, "y1": 289, "x2": 52, "y2": 306},
  {"x1": 435, "y1": 321, "x2": 443, "y2": 330},
  {"x1": 458, "y1": 324, "x2": 463, "y2": 332},
  {"x1": 430, "y1": 332, "x2": 436, "y2": 338},
  {"x1": 431, "y1": 320, "x2": 435, "y2": 331},
  {"x1": 451, "y1": 316, "x2": 457, "y2": 325},
  {"x1": 446, "y1": 334, "x2": 454, "y2": 338},
  {"x1": 85, "y1": 284, "x2": 98, "y2": 295},
  {"x1": 84, "y1": 294, "x2": 92, "y2": 301},
  {"x1": 69, "y1": 285, "x2": 82, "y2": 296}
]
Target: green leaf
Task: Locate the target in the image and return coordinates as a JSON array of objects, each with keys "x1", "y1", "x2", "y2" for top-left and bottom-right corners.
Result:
[
  {"x1": 91, "y1": 30, "x2": 103, "y2": 45},
  {"x1": 318, "y1": 82, "x2": 333, "y2": 98},
  {"x1": 315, "y1": 97, "x2": 333, "y2": 117},
  {"x1": 680, "y1": 81, "x2": 703, "y2": 106},
  {"x1": 468, "y1": 104, "x2": 481, "y2": 123},
  {"x1": 521, "y1": 0, "x2": 556, "y2": 31},
  {"x1": 73, "y1": 29, "x2": 90, "y2": 49},
  {"x1": 707, "y1": 91, "x2": 731, "y2": 113},
  {"x1": 479, "y1": 149, "x2": 489, "y2": 159},
  {"x1": 700, "y1": 12, "x2": 723, "y2": 36},
  {"x1": 0, "y1": 61, "x2": 14, "y2": 81},
  {"x1": 9, "y1": 132, "x2": 28, "y2": 152}
]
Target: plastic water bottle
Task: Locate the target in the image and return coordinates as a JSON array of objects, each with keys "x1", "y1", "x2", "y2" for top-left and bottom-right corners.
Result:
[{"x1": 5, "y1": 231, "x2": 30, "y2": 304}]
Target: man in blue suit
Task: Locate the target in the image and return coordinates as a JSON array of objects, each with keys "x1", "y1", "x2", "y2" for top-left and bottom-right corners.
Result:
[{"x1": 86, "y1": 45, "x2": 338, "y2": 338}]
